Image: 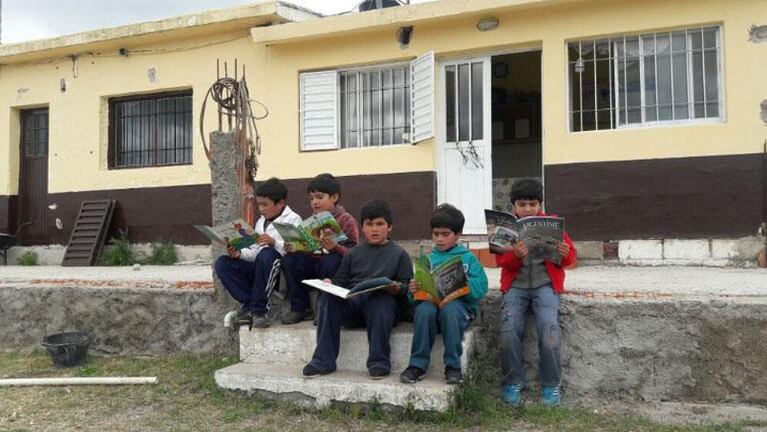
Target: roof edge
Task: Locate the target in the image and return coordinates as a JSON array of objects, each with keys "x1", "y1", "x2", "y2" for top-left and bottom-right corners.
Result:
[
  {"x1": 0, "y1": 1, "x2": 320, "y2": 62},
  {"x1": 251, "y1": 0, "x2": 583, "y2": 45}
]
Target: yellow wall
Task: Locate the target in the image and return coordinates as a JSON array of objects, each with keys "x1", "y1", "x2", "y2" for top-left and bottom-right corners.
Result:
[
  {"x1": 2, "y1": 0, "x2": 765, "y2": 194},
  {"x1": 251, "y1": 0, "x2": 766, "y2": 179},
  {"x1": 0, "y1": 32, "x2": 255, "y2": 195}
]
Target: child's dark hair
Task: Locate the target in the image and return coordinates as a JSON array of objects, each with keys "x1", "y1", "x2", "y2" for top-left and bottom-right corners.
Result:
[
  {"x1": 255, "y1": 177, "x2": 288, "y2": 203},
  {"x1": 430, "y1": 203, "x2": 465, "y2": 234},
  {"x1": 360, "y1": 200, "x2": 393, "y2": 225},
  {"x1": 307, "y1": 173, "x2": 341, "y2": 197},
  {"x1": 510, "y1": 178, "x2": 543, "y2": 203}
]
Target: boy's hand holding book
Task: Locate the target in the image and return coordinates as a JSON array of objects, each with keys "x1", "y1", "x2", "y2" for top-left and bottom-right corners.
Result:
[
  {"x1": 511, "y1": 241, "x2": 528, "y2": 259},
  {"x1": 226, "y1": 242, "x2": 241, "y2": 259},
  {"x1": 258, "y1": 233, "x2": 276, "y2": 248},
  {"x1": 284, "y1": 242, "x2": 295, "y2": 253},
  {"x1": 408, "y1": 279, "x2": 421, "y2": 295},
  {"x1": 384, "y1": 283, "x2": 401, "y2": 296},
  {"x1": 319, "y1": 232, "x2": 337, "y2": 252},
  {"x1": 557, "y1": 241, "x2": 570, "y2": 258}
]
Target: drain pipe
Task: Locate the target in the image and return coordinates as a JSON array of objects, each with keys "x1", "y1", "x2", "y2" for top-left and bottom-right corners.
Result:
[
  {"x1": 0, "y1": 377, "x2": 158, "y2": 386},
  {"x1": 760, "y1": 140, "x2": 767, "y2": 267}
]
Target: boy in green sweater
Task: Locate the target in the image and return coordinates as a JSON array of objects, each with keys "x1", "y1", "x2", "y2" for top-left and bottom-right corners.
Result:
[{"x1": 400, "y1": 204, "x2": 488, "y2": 384}]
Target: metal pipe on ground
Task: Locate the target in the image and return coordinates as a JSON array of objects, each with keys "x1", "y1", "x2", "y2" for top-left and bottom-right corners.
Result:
[{"x1": 0, "y1": 377, "x2": 158, "y2": 386}]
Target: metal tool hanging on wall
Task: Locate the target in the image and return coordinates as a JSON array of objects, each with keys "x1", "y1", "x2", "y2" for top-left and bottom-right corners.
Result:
[{"x1": 200, "y1": 59, "x2": 269, "y2": 225}]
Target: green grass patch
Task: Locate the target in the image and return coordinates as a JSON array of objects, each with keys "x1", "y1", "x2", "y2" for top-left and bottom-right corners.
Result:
[
  {"x1": 16, "y1": 250, "x2": 38, "y2": 266},
  {"x1": 100, "y1": 229, "x2": 136, "y2": 266},
  {"x1": 144, "y1": 240, "x2": 178, "y2": 265},
  {"x1": 0, "y1": 351, "x2": 762, "y2": 432}
]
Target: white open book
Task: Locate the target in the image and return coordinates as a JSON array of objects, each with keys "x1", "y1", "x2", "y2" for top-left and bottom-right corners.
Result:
[{"x1": 302, "y1": 277, "x2": 398, "y2": 299}]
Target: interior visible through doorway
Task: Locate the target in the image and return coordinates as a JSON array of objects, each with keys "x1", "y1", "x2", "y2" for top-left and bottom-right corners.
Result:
[{"x1": 490, "y1": 51, "x2": 542, "y2": 213}]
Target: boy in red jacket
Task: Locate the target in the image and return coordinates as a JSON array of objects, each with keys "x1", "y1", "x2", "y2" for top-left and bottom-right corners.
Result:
[{"x1": 497, "y1": 178, "x2": 576, "y2": 407}]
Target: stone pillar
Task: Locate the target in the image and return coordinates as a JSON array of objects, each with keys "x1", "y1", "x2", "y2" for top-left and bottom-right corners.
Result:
[{"x1": 207, "y1": 131, "x2": 242, "y2": 336}]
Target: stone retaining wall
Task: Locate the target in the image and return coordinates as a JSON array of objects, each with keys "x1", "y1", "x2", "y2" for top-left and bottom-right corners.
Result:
[
  {"x1": 475, "y1": 291, "x2": 767, "y2": 405},
  {"x1": 2, "y1": 282, "x2": 764, "y2": 406},
  {"x1": 0, "y1": 284, "x2": 238, "y2": 356}
]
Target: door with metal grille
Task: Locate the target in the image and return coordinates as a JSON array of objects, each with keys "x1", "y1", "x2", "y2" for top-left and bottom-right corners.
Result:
[{"x1": 19, "y1": 109, "x2": 50, "y2": 245}]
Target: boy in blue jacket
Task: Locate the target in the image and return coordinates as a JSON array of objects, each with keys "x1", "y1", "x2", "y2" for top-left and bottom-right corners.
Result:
[{"x1": 400, "y1": 204, "x2": 488, "y2": 385}]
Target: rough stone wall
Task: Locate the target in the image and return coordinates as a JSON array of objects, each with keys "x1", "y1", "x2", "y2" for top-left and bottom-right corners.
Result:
[
  {"x1": 475, "y1": 291, "x2": 767, "y2": 405},
  {"x1": 0, "y1": 286, "x2": 235, "y2": 355}
]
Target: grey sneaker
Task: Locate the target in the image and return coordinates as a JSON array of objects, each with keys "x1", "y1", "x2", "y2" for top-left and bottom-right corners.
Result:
[{"x1": 252, "y1": 312, "x2": 270, "y2": 328}]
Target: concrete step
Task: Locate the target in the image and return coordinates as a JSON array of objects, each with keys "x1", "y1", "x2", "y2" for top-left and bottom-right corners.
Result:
[
  {"x1": 237, "y1": 321, "x2": 476, "y2": 374},
  {"x1": 214, "y1": 361, "x2": 458, "y2": 411}
]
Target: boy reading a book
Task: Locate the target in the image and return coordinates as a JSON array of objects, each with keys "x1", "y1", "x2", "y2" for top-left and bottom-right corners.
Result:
[
  {"x1": 497, "y1": 178, "x2": 576, "y2": 407},
  {"x1": 214, "y1": 177, "x2": 302, "y2": 328},
  {"x1": 400, "y1": 204, "x2": 488, "y2": 385},
  {"x1": 281, "y1": 173, "x2": 359, "y2": 324},
  {"x1": 302, "y1": 200, "x2": 413, "y2": 380}
]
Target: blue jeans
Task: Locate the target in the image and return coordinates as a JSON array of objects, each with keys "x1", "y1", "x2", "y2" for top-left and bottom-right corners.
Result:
[
  {"x1": 309, "y1": 290, "x2": 399, "y2": 373},
  {"x1": 500, "y1": 284, "x2": 562, "y2": 387},
  {"x1": 214, "y1": 248, "x2": 281, "y2": 314},
  {"x1": 281, "y1": 253, "x2": 342, "y2": 312},
  {"x1": 408, "y1": 300, "x2": 472, "y2": 371}
]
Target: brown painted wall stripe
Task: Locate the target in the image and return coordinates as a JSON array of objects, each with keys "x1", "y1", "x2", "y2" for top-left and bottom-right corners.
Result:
[
  {"x1": 0, "y1": 171, "x2": 437, "y2": 245},
  {"x1": 0, "y1": 195, "x2": 17, "y2": 234},
  {"x1": 545, "y1": 153, "x2": 766, "y2": 241},
  {"x1": 44, "y1": 185, "x2": 213, "y2": 245},
  {"x1": 277, "y1": 171, "x2": 437, "y2": 240}
]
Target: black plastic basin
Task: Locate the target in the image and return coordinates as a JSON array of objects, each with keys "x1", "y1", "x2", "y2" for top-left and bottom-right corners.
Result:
[{"x1": 42, "y1": 332, "x2": 90, "y2": 368}]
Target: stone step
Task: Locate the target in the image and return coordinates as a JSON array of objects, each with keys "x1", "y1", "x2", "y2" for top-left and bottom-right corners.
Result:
[
  {"x1": 237, "y1": 321, "x2": 476, "y2": 374},
  {"x1": 214, "y1": 361, "x2": 458, "y2": 411}
]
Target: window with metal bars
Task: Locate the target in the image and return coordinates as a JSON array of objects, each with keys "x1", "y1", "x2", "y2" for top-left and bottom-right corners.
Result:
[
  {"x1": 108, "y1": 91, "x2": 193, "y2": 168},
  {"x1": 568, "y1": 26, "x2": 722, "y2": 132},
  {"x1": 339, "y1": 64, "x2": 410, "y2": 148}
]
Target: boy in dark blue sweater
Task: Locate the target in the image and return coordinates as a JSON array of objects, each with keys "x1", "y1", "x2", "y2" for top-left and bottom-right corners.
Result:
[{"x1": 302, "y1": 200, "x2": 413, "y2": 380}]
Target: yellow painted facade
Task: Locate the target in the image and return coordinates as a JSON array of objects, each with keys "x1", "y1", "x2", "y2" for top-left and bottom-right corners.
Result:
[
  {"x1": 251, "y1": 0, "x2": 766, "y2": 180},
  {"x1": 1, "y1": 0, "x2": 765, "y2": 195}
]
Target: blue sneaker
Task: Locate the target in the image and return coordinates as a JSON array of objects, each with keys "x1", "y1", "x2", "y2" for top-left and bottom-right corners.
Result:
[
  {"x1": 501, "y1": 384, "x2": 523, "y2": 406},
  {"x1": 541, "y1": 386, "x2": 561, "y2": 407}
]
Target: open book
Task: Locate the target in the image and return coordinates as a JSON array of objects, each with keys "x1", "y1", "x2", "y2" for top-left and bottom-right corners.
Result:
[
  {"x1": 273, "y1": 211, "x2": 348, "y2": 253},
  {"x1": 194, "y1": 219, "x2": 257, "y2": 249},
  {"x1": 413, "y1": 254, "x2": 470, "y2": 308},
  {"x1": 485, "y1": 209, "x2": 565, "y2": 264},
  {"x1": 301, "y1": 277, "x2": 398, "y2": 299}
]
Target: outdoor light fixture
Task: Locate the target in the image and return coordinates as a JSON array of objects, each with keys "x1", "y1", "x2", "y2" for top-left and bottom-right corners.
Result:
[
  {"x1": 574, "y1": 57, "x2": 585, "y2": 73},
  {"x1": 396, "y1": 26, "x2": 413, "y2": 48},
  {"x1": 476, "y1": 17, "x2": 499, "y2": 32}
]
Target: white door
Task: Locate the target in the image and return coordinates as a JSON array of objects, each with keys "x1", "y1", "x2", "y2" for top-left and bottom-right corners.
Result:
[{"x1": 438, "y1": 57, "x2": 492, "y2": 234}]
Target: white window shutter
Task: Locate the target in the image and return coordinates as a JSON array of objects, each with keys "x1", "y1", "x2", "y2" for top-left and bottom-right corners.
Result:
[
  {"x1": 300, "y1": 71, "x2": 339, "y2": 151},
  {"x1": 410, "y1": 51, "x2": 435, "y2": 144}
]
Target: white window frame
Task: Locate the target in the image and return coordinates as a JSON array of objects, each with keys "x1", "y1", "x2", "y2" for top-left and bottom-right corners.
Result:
[
  {"x1": 568, "y1": 25, "x2": 725, "y2": 133},
  {"x1": 299, "y1": 52, "x2": 434, "y2": 151}
]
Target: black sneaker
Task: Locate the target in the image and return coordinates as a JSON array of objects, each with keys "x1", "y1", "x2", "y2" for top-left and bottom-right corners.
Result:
[
  {"x1": 399, "y1": 366, "x2": 427, "y2": 384},
  {"x1": 281, "y1": 309, "x2": 312, "y2": 325},
  {"x1": 234, "y1": 311, "x2": 254, "y2": 330},
  {"x1": 252, "y1": 312, "x2": 270, "y2": 328},
  {"x1": 302, "y1": 363, "x2": 331, "y2": 379},
  {"x1": 368, "y1": 367, "x2": 390, "y2": 380},
  {"x1": 445, "y1": 367, "x2": 463, "y2": 385}
]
